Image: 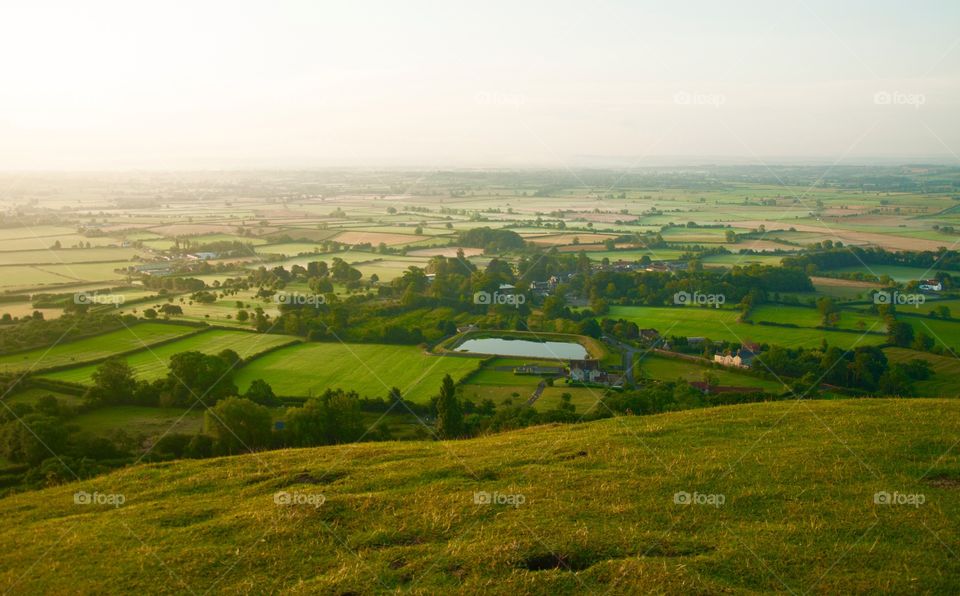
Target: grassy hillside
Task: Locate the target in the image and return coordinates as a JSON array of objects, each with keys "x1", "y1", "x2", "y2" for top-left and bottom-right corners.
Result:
[{"x1": 0, "y1": 399, "x2": 957, "y2": 593}]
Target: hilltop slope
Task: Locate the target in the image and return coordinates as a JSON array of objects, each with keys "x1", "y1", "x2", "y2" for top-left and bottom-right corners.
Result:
[{"x1": 1, "y1": 399, "x2": 958, "y2": 594}]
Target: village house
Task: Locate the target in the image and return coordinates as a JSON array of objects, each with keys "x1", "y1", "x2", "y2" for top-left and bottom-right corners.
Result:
[
  {"x1": 569, "y1": 359, "x2": 603, "y2": 383},
  {"x1": 713, "y1": 346, "x2": 757, "y2": 369},
  {"x1": 919, "y1": 279, "x2": 943, "y2": 292}
]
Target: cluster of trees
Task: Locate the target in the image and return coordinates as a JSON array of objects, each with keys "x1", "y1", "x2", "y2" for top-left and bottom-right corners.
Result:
[
  {"x1": 0, "y1": 392, "x2": 131, "y2": 489},
  {"x1": 457, "y1": 227, "x2": 525, "y2": 252},
  {"x1": 756, "y1": 344, "x2": 932, "y2": 394},
  {"x1": 556, "y1": 265, "x2": 813, "y2": 309},
  {"x1": 783, "y1": 247, "x2": 960, "y2": 277},
  {"x1": 84, "y1": 350, "x2": 259, "y2": 409}
]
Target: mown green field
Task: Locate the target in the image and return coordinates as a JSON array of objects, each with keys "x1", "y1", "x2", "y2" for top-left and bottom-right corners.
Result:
[
  {"x1": 826, "y1": 264, "x2": 939, "y2": 282},
  {"x1": 39, "y1": 330, "x2": 298, "y2": 385},
  {"x1": 0, "y1": 399, "x2": 956, "y2": 593},
  {"x1": 233, "y1": 343, "x2": 485, "y2": 402},
  {"x1": 903, "y1": 315, "x2": 960, "y2": 349},
  {"x1": 749, "y1": 303, "x2": 885, "y2": 332},
  {"x1": 883, "y1": 347, "x2": 960, "y2": 397},
  {"x1": 0, "y1": 323, "x2": 199, "y2": 374},
  {"x1": 604, "y1": 306, "x2": 887, "y2": 349},
  {"x1": 636, "y1": 355, "x2": 786, "y2": 392}
]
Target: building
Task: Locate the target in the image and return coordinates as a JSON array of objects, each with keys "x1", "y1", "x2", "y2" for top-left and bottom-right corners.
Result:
[
  {"x1": 569, "y1": 359, "x2": 603, "y2": 383},
  {"x1": 919, "y1": 279, "x2": 943, "y2": 292},
  {"x1": 639, "y1": 328, "x2": 660, "y2": 342},
  {"x1": 713, "y1": 347, "x2": 757, "y2": 369},
  {"x1": 515, "y1": 364, "x2": 566, "y2": 376}
]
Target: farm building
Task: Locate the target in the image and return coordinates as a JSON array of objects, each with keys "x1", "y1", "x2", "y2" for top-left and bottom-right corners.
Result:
[
  {"x1": 919, "y1": 279, "x2": 943, "y2": 292},
  {"x1": 713, "y1": 347, "x2": 757, "y2": 369},
  {"x1": 569, "y1": 359, "x2": 602, "y2": 383},
  {"x1": 514, "y1": 364, "x2": 566, "y2": 376}
]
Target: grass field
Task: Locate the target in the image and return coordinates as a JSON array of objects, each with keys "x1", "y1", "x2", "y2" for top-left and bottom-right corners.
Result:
[
  {"x1": 883, "y1": 347, "x2": 960, "y2": 397},
  {"x1": 749, "y1": 303, "x2": 885, "y2": 332},
  {"x1": 1, "y1": 387, "x2": 84, "y2": 407},
  {"x1": 40, "y1": 330, "x2": 298, "y2": 384},
  {"x1": 71, "y1": 406, "x2": 205, "y2": 438},
  {"x1": 0, "y1": 399, "x2": 956, "y2": 593},
  {"x1": 232, "y1": 343, "x2": 485, "y2": 403},
  {"x1": 0, "y1": 323, "x2": 199, "y2": 374},
  {"x1": 904, "y1": 315, "x2": 960, "y2": 349},
  {"x1": 636, "y1": 355, "x2": 787, "y2": 392},
  {"x1": 825, "y1": 264, "x2": 939, "y2": 282},
  {"x1": 604, "y1": 305, "x2": 887, "y2": 349}
]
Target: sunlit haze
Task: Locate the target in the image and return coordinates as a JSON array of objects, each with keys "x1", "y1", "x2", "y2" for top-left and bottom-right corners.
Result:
[{"x1": 1, "y1": 0, "x2": 959, "y2": 169}]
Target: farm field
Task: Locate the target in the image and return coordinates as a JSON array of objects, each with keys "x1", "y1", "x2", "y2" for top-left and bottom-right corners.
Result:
[
  {"x1": 0, "y1": 322, "x2": 199, "y2": 373},
  {"x1": 636, "y1": 355, "x2": 787, "y2": 392},
  {"x1": 748, "y1": 304, "x2": 885, "y2": 333},
  {"x1": 825, "y1": 265, "x2": 940, "y2": 282},
  {"x1": 2, "y1": 387, "x2": 83, "y2": 407},
  {"x1": 40, "y1": 329, "x2": 298, "y2": 385},
  {"x1": 71, "y1": 406, "x2": 205, "y2": 438},
  {"x1": 884, "y1": 347, "x2": 960, "y2": 397},
  {"x1": 604, "y1": 305, "x2": 887, "y2": 349},
  {"x1": 232, "y1": 343, "x2": 485, "y2": 403},
  {"x1": 0, "y1": 247, "x2": 142, "y2": 266},
  {"x1": 901, "y1": 315, "x2": 960, "y2": 350}
]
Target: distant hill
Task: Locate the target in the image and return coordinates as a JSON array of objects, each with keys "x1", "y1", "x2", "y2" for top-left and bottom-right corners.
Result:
[{"x1": 0, "y1": 399, "x2": 958, "y2": 594}]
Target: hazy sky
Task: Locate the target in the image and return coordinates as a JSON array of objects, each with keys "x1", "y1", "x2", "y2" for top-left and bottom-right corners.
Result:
[{"x1": 1, "y1": 0, "x2": 958, "y2": 169}]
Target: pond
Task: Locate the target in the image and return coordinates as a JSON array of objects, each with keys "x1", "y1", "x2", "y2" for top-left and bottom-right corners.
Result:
[{"x1": 455, "y1": 337, "x2": 588, "y2": 359}]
